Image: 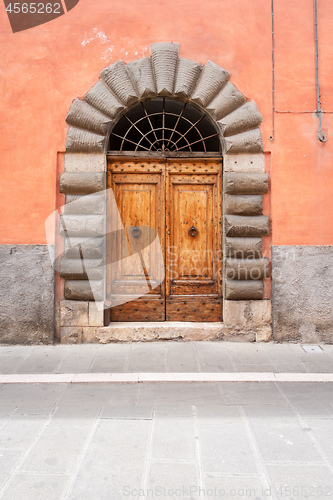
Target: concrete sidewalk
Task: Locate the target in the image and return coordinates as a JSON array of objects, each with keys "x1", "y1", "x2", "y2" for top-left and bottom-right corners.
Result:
[
  {"x1": 0, "y1": 341, "x2": 333, "y2": 500},
  {"x1": 1, "y1": 341, "x2": 333, "y2": 376}
]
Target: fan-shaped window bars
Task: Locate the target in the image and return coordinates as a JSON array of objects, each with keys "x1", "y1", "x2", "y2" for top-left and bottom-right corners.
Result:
[{"x1": 108, "y1": 98, "x2": 221, "y2": 155}]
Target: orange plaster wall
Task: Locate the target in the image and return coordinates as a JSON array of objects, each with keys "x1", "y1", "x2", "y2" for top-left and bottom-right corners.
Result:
[{"x1": 0, "y1": 0, "x2": 332, "y2": 245}]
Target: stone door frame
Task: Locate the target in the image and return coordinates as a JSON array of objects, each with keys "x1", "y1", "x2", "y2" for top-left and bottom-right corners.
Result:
[{"x1": 58, "y1": 42, "x2": 272, "y2": 343}]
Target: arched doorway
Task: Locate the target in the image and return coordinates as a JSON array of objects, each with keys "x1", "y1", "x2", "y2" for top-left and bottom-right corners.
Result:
[
  {"x1": 107, "y1": 97, "x2": 222, "y2": 322},
  {"x1": 59, "y1": 42, "x2": 271, "y2": 342}
]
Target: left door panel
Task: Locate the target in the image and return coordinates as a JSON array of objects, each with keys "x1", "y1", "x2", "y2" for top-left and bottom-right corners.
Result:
[{"x1": 107, "y1": 160, "x2": 165, "y2": 321}]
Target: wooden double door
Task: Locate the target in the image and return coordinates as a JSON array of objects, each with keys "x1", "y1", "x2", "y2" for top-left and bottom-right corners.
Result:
[{"x1": 107, "y1": 158, "x2": 223, "y2": 322}]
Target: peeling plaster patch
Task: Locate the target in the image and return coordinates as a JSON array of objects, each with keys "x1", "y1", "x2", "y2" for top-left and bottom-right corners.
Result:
[
  {"x1": 81, "y1": 29, "x2": 115, "y2": 63},
  {"x1": 82, "y1": 28, "x2": 109, "y2": 46}
]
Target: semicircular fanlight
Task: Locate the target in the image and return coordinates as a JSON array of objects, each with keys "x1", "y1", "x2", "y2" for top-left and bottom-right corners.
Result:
[{"x1": 109, "y1": 98, "x2": 221, "y2": 154}]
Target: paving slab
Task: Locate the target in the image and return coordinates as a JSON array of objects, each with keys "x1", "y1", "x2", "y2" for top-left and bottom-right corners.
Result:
[
  {"x1": 127, "y1": 342, "x2": 167, "y2": 372},
  {"x1": 0, "y1": 414, "x2": 48, "y2": 450},
  {"x1": 204, "y1": 475, "x2": 273, "y2": 500},
  {"x1": 153, "y1": 404, "x2": 194, "y2": 418},
  {"x1": 194, "y1": 342, "x2": 234, "y2": 372},
  {"x1": 151, "y1": 416, "x2": 196, "y2": 461},
  {"x1": 277, "y1": 382, "x2": 333, "y2": 417},
  {"x1": 244, "y1": 404, "x2": 323, "y2": 463},
  {"x1": 302, "y1": 418, "x2": 333, "y2": 465},
  {"x1": 0, "y1": 407, "x2": 15, "y2": 425},
  {"x1": 262, "y1": 344, "x2": 309, "y2": 373},
  {"x1": 265, "y1": 465, "x2": 333, "y2": 500},
  {"x1": 220, "y1": 381, "x2": 286, "y2": 405},
  {"x1": 195, "y1": 404, "x2": 242, "y2": 422},
  {"x1": 19, "y1": 424, "x2": 91, "y2": 474},
  {"x1": 67, "y1": 419, "x2": 151, "y2": 500},
  {"x1": 56, "y1": 345, "x2": 99, "y2": 374},
  {"x1": 87, "y1": 343, "x2": 130, "y2": 373},
  {"x1": 0, "y1": 474, "x2": 71, "y2": 500},
  {"x1": 14, "y1": 346, "x2": 68, "y2": 374},
  {"x1": 58, "y1": 382, "x2": 139, "y2": 407},
  {"x1": 166, "y1": 342, "x2": 199, "y2": 372},
  {"x1": 100, "y1": 405, "x2": 153, "y2": 420},
  {"x1": 146, "y1": 462, "x2": 198, "y2": 500},
  {"x1": 0, "y1": 383, "x2": 65, "y2": 408},
  {"x1": 198, "y1": 421, "x2": 259, "y2": 474},
  {"x1": 227, "y1": 343, "x2": 272, "y2": 366},
  {"x1": 0, "y1": 450, "x2": 24, "y2": 489},
  {"x1": 51, "y1": 404, "x2": 102, "y2": 423},
  {"x1": 137, "y1": 382, "x2": 222, "y2": 406}
]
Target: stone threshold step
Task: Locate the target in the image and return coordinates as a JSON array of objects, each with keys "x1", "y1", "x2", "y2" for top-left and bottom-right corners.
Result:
[
  {"x1": 94, "y1": 322, "x2": 225, "y2": 342},
  {"x1": 1, "y1": 373, "x2": 333, "y2": 384}
]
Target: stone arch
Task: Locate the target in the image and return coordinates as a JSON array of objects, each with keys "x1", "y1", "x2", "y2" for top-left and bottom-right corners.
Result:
[{"x1": 59, "y1": 42, "x2": 271, "y2": 342}]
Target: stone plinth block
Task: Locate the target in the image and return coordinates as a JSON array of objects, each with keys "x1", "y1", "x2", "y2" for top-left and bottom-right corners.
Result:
[
  {"x1": 60, "y1": 300, "x2": 89, "y2": 327},
  {"x1": 89, "y1": 302, "x2": 105, "y2": 327},
  {"x1": 60, "y1": 327, "x2": 83, "y2": 344},
  {"x1": 224, "y1": 299, "x2": 272, "y2": 342},
  {"x1": 256, "y1": 326, "x2": 272, "y2": 342},
  {"x1": 224, "y1": 299, "x2": 262, "y2": 327}
]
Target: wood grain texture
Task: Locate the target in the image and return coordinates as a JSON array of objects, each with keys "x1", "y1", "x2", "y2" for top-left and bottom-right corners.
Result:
[{"x1": 107, "y1": 158, "x2": 223, "y2": 322}]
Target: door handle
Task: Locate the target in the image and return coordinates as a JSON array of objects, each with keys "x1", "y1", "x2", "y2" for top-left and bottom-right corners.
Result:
[
  {"x1": 166, "y1": 230, "x2": 170, "y2": 235},
  {"x1": 131, "y1": 226, "x2": 141, "y2": 238},
  {"x1": 188, "y1": 226, "x2": 199, "y2": 237}
]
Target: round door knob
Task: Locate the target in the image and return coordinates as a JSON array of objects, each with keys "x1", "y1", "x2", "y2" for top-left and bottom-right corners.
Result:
[
  {"x1": 188, "y1": 226, "x2": 199, "y2": 237},
  {"x1": 131, "y1": 226, "x2": 141, "y2": 238}
]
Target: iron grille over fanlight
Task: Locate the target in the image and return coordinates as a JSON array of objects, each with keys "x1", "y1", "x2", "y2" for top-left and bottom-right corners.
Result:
[{"x1": 109, "y1": 98, "x2": 221, "y2": 154}]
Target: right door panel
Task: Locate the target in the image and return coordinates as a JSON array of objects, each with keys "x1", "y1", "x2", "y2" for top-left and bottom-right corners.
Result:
[{"x1": 166, "y1": 160, "x2": 223, "y2": 321}]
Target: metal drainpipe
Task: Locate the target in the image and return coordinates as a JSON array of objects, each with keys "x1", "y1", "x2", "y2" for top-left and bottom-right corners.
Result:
[
  {"x1": 270, "y1": 0, "x2": 275, "y2": 141},
  {"x1": 314, "y1": 0, "x2": 327, "y2": 142}
]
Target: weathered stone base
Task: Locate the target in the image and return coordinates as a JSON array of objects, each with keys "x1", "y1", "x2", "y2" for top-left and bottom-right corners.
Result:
[
  {"x1": 0, "y1": 245, "x2": 54, "y2": 344},
  {"x1": 60, "y1": 322, "x2": 224, "y2": 343},
  {"x1": 60, "y1": 318, "x2": 272, "y2": 344},
  {"x1": 272, "y1": 245, "x2": 333, "y2": 343},
  {"x1": 223, "y1": 299, "x2": 272, "y2": 342}
]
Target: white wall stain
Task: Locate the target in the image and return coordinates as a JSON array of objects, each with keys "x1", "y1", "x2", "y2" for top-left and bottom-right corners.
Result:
[
  {"x1": 81, "y1": 32, "x2": 149, "y2": 64},
  {"x1": 81, "y1": 29, "x2": 114, "y2": 62}
]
